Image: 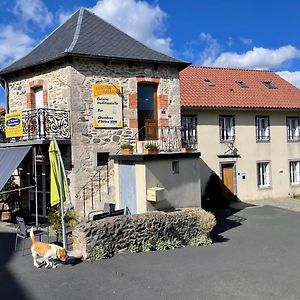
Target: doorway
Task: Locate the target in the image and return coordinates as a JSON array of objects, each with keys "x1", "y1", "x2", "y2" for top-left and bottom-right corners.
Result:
[
  {"x1": 221, "y1": 163, "x2": 235, "y2": 195},
  {"x1": 137, "y1": 83, "x2": 158, "y2": 140},
  {"x1": 29, "y1": 162, "x2": 50, "y2": 218}
]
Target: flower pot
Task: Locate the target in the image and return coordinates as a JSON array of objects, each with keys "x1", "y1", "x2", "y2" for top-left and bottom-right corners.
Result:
[
  {"x1": 120, "y1": 149, "x2": 134, "y2": 155},
  {"x1": 143, "y1": 149, "x2": 159, "y2": 155},
  {"x1": 181, "y1": 147, "x2": 193, "y2": 153}
]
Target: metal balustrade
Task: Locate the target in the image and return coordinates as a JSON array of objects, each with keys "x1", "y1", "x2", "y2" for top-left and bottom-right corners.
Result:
[{"x1": 0, "y1": 108, "x2": 71, "y2": 142}]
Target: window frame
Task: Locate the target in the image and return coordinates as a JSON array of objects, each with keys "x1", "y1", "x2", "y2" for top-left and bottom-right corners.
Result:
[
  {"x1": 219, "y1": 115, "x2": 235, "y2": 142},
  {"x1": 257, "y1": 161, "x2": 271, "y2": 188},
  {"x1": 287, "y1": 117, "x2": 300, "y2": 142},
  {"x1": 289, "y1": 160, "x2": 300, "y2": 185},
  {"x1": 256, "y1": 116, "x2": 270, "y2": 142}
]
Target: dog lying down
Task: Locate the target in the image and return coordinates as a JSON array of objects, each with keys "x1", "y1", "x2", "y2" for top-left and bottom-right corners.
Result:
[{"x1": 30, "y1": 227, "x2": 68, "y2": 268}]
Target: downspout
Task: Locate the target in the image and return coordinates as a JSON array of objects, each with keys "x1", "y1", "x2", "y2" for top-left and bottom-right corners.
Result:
[{"x1": 0, "y1": 77, "x2": 9, "y2": 113}]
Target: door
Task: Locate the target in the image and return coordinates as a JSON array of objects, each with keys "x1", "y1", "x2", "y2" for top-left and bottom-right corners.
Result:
[
  {"x1": 221, "y1": 163, "x2": 235, "y2": 194},
  {"x1": 34, "y1": 87, "x2": 45, "y2": 137},
  {"x1": 29, "y1": 162, "x2": 50, "y2": 218},
  {"x1": 137, "y1": 84, "x2": 158, "y2": 140}
]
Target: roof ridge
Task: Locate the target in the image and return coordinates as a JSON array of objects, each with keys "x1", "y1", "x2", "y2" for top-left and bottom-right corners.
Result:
[
  {"x1": 0, "y1": 9, "x2": 80, "y2": 72},
  {"x1": 81, "y1": 7, "x2": 183, "y2": 62},
  {"x1": 66, "y1": 7, "x2": 84, "y2": 53},
  {"x1": 188, "y1": 65, "x2": 273, "y2": 73}
]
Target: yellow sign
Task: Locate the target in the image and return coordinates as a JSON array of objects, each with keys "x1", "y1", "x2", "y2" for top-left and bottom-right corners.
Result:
[
  {"x1": 92, "y1": 84, "x2": 123, "y2": 128},
  {"x1": 5, "y1": 112, "x2": 23, "y2": 138}
]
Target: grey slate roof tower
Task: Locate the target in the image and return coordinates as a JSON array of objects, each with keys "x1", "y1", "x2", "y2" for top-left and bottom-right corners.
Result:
[{"x1": 0, "y1": 7, "x2": 189, "y2": 75}]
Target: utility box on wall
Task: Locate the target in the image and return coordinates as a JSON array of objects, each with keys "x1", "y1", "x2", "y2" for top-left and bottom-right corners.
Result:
[
  {"x1": 147, "y1": 187, "x2": 165, "y2": 202},
  {"x1": 111, "y1": 152, "x2": 202, "y2": 214}
]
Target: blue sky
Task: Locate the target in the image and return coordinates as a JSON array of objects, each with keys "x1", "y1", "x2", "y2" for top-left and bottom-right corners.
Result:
[{"x1": 1, "y1": 0, "x2": 300, "y2": 106}]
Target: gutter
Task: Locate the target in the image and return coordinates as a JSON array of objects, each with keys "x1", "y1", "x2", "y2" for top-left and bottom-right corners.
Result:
[{"x1": 0, "y1": 76, "x2": 8, "y2": 113}]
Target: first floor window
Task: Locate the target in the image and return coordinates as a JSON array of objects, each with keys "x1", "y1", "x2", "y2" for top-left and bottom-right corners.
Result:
[
  {"x1": 219, "y1": 115, "x2": 235, "y2": 141},
  {"x1": 287, "y1": 117, "x2": 299, "y2": 141},
  {"x1": 290, "y1": 161, "x2": 300, "y2": 184},
  {"x1": 256, "y1": 116, "x2": 270, "y2": 141},
  {"x1": 257, "y1": 162, "x2": 271, "y2": 188}
]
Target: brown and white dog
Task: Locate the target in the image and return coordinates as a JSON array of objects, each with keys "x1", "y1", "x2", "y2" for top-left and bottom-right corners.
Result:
[{"x1": 30, "y1": 227, "x2": 68, "y2": 268}]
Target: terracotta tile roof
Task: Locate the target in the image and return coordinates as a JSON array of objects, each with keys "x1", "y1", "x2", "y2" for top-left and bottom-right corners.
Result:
[
  {"x1": 180, "y1": 66, "x2": 300, "y2": 109},
  {"x1": 0, "y1": 108, "x2": 4, "y2": 115}
]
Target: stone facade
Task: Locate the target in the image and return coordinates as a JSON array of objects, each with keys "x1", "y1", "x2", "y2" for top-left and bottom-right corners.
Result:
[
  {"x1": 72, "y1": 208, "x2": 216, "y2": 259},
  {"x1": 6, "y1": 58, "x2": 182, "y2": 218}
]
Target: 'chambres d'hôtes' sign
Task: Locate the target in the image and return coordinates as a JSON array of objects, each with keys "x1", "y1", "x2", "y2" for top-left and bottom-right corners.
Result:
[{"x1": 92, "y1": 83, "x2": 123, "y2": 128}]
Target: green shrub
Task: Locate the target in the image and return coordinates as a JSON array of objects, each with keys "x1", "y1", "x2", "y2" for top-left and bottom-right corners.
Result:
[
  {"x1": 144, "y1": 143, "x2": 158, "y2": 150},
  {"x1": 155, "y1": 238, "x2": 182, "y2": 251},
  {"x1": 128, "y1": 244, "x2": 140, "y2": 253},
  {"x1": 141, "y1": 241, "x2": 152, "y2": 252},
  {"x1": 188, "y1": 234, "x2": 212, "y2": 246},
  {"x1": 49, "y1": 208, "x2": 79, "y2": 234},
  {"x1": 90, "y1": 245, "x2": 111, "y2": 260},
  {"x1": 120, "y1": 143, "x2": 134, "y2": 150}
]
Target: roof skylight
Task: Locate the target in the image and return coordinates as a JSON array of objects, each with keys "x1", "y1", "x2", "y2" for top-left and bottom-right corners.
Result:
[
  {"x1": 236, "y1": 80, "x2": 249, "y2": 88},
  {"x1": 204, "y1": 79, "x2": 215, "y2": 87},
  {"x1": 262, "y1": 81, "x2": 277, "y2": 89}
]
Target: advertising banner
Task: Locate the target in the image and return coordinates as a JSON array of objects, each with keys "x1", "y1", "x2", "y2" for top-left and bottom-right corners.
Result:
[
  {"x1": 5, "y1": 111, "x2": 23, "y2": 138},
  {"x1": 92, "y1": 83, "x2": 123, "y2": 128}
]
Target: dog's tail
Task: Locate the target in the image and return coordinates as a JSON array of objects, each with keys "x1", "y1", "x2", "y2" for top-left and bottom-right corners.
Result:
[{"x1": 30, "y1": 227, "x2": 35, "y2": 243}]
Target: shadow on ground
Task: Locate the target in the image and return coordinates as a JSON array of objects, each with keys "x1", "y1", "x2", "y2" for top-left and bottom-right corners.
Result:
[
  {"x1": 0, "y1": 232, "x2": 30, "y2": 300},
  {"x1": 210, "y1": 201, "x2": 256, "y2": 243}
]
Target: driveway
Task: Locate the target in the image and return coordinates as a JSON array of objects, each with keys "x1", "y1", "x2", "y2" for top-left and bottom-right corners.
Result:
[{"x1": 2, "y1": 203, "x2": 300, "y2": 300}]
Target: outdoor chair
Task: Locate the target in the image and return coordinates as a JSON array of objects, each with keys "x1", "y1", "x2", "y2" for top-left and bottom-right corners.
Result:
[{"x1": 15, "y1": 216, "x2": 49, "y2": 256}]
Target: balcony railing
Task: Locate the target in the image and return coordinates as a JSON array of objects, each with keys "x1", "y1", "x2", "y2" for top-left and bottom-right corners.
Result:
[
  {"x1": 135, "y1": 125, "x2": 197, "y2": 152},
  {"x1": 0, "y1": 108, "x2": 71, "y2": 142}
]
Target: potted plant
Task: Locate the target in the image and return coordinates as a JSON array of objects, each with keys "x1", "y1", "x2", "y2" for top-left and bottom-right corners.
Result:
[
  {"x1": 144, "y1": 143, "x2": 159, "y2": 154},
  {"x1": 120, "y1": 143, "x2": 134, "y2": 155},
  {"x1": 181, "y1": 147, "x2": 193, "y2": 153}
]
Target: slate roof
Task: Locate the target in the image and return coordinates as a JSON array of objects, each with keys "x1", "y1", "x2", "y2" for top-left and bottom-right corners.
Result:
[
  {"x1": 180, "y1": 66, "x2": 300, "y2": 109},
  {"x1": 0, "y1": 8, "x2": 189, "y2": 75}
]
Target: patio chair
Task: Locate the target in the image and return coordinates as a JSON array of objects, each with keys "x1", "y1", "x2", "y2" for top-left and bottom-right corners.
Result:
[
  {"x1": 109, "y1": 209, "x2": 124, "y2": 217},
  {"x1": 14, "y1": 216, "x2": 49, "y2": 256}
]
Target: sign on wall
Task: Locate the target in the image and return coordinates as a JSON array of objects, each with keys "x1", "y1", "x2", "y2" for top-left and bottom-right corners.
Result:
[
  {"x1": 5, "y1": 111, "x2": 23, "y2": 138},
  {"x1": 92, "y1": 83, "x2": 123, "y2": 128}
]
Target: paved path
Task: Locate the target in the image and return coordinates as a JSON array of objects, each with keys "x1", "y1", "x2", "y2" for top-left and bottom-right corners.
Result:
[{"x1": 2, "y1": 202, "x2": 300, "y2": 299}]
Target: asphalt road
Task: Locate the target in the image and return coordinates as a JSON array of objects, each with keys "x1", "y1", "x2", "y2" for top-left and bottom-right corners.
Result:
[{"x1": 2, "y1": 204, "x2": 300, "y2": 300}]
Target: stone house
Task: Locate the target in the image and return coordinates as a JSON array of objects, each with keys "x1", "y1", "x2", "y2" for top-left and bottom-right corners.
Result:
[
  {"x1": 0, "y1": 8, "x2": 193, "y2": 219},
  {"x1": 180, "y1": 66, "x2": 300, "y2": 202}
]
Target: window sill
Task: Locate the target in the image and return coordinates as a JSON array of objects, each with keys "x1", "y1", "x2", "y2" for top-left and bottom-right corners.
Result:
[
  {"x1": 287, "y1": 139, "x2": 300, "y2": 143},
  {"x1": 256, "y1": 139, "x2": 270, "y2": 143},
  {"x1": 258, "y1": 186, "x2": 272, "y2": 190}
]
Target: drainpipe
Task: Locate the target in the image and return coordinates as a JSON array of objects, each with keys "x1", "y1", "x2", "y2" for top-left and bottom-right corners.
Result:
[{"x1": 0, "y1": 76, "x2": 9, "y2": 113}]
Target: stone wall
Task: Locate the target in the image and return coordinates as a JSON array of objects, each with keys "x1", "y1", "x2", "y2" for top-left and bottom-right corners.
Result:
[
  {"x1": 7, "y1": 63, "x2": 72, "y2": 111},
  {"x1": 72, "y1": 208, "x2": 216, "y2": 259},
  {"x1": 69, "y1": 58, "x2": 181, "y2": 216}
]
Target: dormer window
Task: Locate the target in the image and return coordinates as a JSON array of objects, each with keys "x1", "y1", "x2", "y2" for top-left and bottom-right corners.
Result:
[
  {"x1": 262, "y1": 81, "x2": 277, "y2": 89},
  {"x1": 204, "y1": 79, "x2": 215, "y2": 87},
  {"x1": 236, "y1": 81, "x2": 248, "y2": 88}
]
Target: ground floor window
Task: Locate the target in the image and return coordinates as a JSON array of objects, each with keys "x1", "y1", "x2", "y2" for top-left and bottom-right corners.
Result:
[
  {"x1": 290, "y1": 161, "x2": 300, "y2": 184},
  {"x1": 257, "y1": 161, "x2": 271, "y2": 188}
]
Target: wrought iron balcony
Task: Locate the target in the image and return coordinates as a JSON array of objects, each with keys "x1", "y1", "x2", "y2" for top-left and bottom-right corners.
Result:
[
  {"x1": 135, "y1": 125, "x2": 197, "y2": 152},
  {"x1": 0, "y1": 108, "x2": 71, "y2": 142}
]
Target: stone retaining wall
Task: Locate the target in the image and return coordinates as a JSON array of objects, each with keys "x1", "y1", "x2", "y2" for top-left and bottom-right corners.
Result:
[{"x1": 72, "y1": 208, "x2": 216, "y2": 259}]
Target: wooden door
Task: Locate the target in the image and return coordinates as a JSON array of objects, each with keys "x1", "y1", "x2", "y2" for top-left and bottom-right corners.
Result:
[{"x1": 222, "y1": 164, "x2": 234, "y2": 193}]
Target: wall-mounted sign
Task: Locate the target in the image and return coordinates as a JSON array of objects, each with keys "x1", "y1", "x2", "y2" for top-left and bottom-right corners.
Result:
[
  {"x1": 92, "y1": 83, "x2": 123, "y2": 128},
  {"x1": 5, "y1": 111, "x2": 23, "y2": 138}
]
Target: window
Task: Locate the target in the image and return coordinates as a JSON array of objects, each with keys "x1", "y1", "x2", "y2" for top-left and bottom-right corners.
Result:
[
  {"x1": 256, "y1": 116, "x2": 270, "y2": 141},
  {"x1": 261, "y1": 81, "x2": 277, "y2": 89},
  {"x1": 181, "y1": 115, "x2": 197, "y2": 148},
  {"x1": 290, "y1": 161, "x2": 300, "y2": 184},
  {"x1": 219, "y1": 116, "x2": 235, "y2": 142},
  {"x1": 236, "y1": 81, "x2": 249, "y2": 88},
  {"x1": 287, "y1": 117, "x2": 299, "y2": 141},
  {"x1": 257, "y1": 162, "x2": 271, "y2": 188},
  {"x1": 204, "y1": 79, "x2": 215, "y2": 87}
]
